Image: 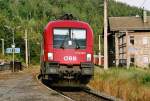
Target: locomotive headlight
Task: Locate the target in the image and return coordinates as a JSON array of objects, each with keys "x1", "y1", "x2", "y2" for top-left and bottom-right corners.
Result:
[
  {"x1": 86, "y1": 53, "x2": 91, "y2": 61},
  {"x1": 48, "y1": 52, "x2": 53, "y2": 60}
]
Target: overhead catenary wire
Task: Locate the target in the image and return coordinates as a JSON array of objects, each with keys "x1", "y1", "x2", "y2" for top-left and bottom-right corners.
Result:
[
  {"x1": 115, "y1": 0, "x2": 147, "y2": 10},
  {"x1": 140, "y1": 0, "x2": 147, "y2": 9}
]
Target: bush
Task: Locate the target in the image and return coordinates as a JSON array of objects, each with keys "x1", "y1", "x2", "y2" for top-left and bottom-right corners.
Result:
[{"x1": 142, "y1": 74, "x2": 150, "y2": 85}]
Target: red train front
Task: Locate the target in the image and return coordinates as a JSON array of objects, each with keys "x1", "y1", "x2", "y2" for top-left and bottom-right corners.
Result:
[{"x1": 40, "y1": 14, "x2": 94, "y2": 86}]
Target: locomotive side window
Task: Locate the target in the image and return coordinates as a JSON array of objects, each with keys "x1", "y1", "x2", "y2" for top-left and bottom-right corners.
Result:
[{"x1": 53, "y1": 28, "x2": 86, "y2": 49}]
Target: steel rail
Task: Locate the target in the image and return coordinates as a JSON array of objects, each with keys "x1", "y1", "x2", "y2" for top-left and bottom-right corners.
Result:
[
  {"x1": 37, "y1": 74, "x2": 122, "y2": 101},
  {"x1": 82, "y1": 86, "x2": 122, "y2": 101},
  {"x1": 36, "y1": 74, "x2": 75, "y2": 101}
]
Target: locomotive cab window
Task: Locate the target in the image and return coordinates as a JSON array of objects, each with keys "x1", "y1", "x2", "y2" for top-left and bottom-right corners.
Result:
[{"x1": 53, "y1": 28, "x2": 86, "y2": 49}]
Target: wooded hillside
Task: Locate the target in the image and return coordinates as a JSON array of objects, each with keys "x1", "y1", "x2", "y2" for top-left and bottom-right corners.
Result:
[{"x1": 0, "y1": 0, "x2": 149, "y2": 63}]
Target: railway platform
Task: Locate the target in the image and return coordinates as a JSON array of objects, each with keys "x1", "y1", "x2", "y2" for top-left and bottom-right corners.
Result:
[{"x1": 0, "y1": 67, "x2": 71, "y2": 101}]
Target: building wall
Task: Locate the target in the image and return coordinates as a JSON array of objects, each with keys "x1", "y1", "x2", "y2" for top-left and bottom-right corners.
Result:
[
  {"x1": 127, "y1": 32, "x2": 150, "y2": 68},
  {"x1": 115, "y1": 31, "x2": 150, "y2": 68},
  {"x1": 115, "y1": 32, "x2": 127, "y2": 67}
]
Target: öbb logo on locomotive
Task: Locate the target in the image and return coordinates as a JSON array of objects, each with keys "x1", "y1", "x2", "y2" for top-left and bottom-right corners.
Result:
[
  {"x1": 64, "y1": 56, "x2": 77, "y2": 61},
  {"x1": 40, "y1": 14, "x2": 94, "y2": 86}
]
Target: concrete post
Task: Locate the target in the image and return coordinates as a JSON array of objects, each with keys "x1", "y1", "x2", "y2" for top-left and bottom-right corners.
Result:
[
  {"x1": 25, "y1": 29, "x2": 28, "y2": 68},
  {"x1": 115, "y1": 33, "x2": 119, "y2": 67},
  {"x1": 104, "y1": 0, "x2": 108, "y2": 69},
  {"x1": 1, "y1": 39, "x2": 4, "y2": 55}
]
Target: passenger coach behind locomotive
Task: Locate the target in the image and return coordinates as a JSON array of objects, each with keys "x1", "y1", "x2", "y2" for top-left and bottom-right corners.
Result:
[{"x1": 40, "y1": 14, "x2": 94, "y2": 86}]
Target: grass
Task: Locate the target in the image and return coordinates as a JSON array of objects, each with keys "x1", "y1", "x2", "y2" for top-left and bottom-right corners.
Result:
[{"x1": 89, "y1": 66, "x2": 150, "y2": 101}]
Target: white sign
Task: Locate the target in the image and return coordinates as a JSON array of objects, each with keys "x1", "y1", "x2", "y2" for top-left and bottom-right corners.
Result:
[
  {"x1": 143, "y1": 56, "x2": 149, "y2": 64},
  {"x1": 6, "y1": 48, "x2": 20, "y2": 53},
  {"x1": 143, "y1": 37, "x2": 148, "y2": 45},
  {"x1": 128, "y1": 47, "x2": 138, "y2": 52}
]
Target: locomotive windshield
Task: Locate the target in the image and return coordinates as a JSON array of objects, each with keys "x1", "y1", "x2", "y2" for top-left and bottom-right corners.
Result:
[{"x1": 53, "y1": 28, "x2": 86, "y2": 49}]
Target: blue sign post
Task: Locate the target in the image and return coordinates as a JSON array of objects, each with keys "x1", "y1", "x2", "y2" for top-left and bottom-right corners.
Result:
[{"x1": 6, "y1": 48, "x2": 20, "y2": 53}]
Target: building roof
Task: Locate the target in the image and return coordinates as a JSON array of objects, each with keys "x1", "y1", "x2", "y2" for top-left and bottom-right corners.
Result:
[{"x1": 109, "y1": 16, "x2": 150, "y2": 31}]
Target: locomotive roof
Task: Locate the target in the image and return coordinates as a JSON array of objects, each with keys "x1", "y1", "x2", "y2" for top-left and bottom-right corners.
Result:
[{"x1": 45, "y1": 20, "x2": 90, "y2": 29}]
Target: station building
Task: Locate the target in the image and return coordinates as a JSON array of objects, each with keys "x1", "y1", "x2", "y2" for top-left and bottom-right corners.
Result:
[{"x1": 108, "y1": 11, "x2": 150, "y2": 68}]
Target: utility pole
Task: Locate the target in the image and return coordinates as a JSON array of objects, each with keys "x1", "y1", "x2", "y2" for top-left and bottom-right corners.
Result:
[
  {"x1": 98, "y1": 35, "x2": 101, "y2": 65},
  {"x1": 4, "y1": 25, "x2": 21, "y2": 72},
  {"x1": 12, "y1": 29, "x2": 15, "y2": 72},
  {"x1": 25, "y1": 29, "x2": 28, "y2": 68},
  {"x1": 104, "y1": 0, "x2": 108, "y2": 70},
  {"x1": 1, "y1": 39, "x2": 4, "y2": 55}
]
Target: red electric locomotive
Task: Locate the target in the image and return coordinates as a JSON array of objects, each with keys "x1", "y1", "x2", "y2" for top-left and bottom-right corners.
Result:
[{"x1": 40, "y1": 14, "x2": 94, "y2": 86}]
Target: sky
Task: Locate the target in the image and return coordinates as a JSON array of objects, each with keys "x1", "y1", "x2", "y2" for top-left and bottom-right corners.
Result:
[{"x1": 115, "y1": 0, "x2": 150, "y2": 11}]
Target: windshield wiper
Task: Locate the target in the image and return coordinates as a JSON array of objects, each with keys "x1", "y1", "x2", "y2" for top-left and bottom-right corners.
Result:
[
  {"x1": 74, "y1": 39, "x2": 80, "y2": 49},
  {"x1": 60, "y1": 40, "x2": 65, "y2": 49},
  {"x1": 60, "y1": 35, "x2": 69, "y2": 49},
  {"x1": 72, "y1": 32, "x2": 80, "y2": 49}
]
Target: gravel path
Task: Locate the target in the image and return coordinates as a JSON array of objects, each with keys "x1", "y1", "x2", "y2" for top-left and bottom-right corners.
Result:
[{"x1": 0, "y1": 68, "x2": 71, "y2": 101}]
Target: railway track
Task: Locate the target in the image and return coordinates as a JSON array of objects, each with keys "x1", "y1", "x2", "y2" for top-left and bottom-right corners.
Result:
[
  {"x1": 53, "y1": 87, "x2": 108, "y2": 101},
  {"x1": 37, "y1": 74, "x2": 121, "y2": 101}
]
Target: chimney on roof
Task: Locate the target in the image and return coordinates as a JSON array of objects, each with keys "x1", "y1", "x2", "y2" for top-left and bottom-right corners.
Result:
[{"x1": 143, "y1": 10, "x2": 147, "y2": 23}]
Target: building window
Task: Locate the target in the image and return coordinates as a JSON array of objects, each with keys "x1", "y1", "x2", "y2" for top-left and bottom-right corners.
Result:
[
  {"x1": 131, "y1": 57, "x2": 135, "y2": 63},
  {"x1": 130, "y1": 36, "x2": 134, "y2": 45},
  {"x1": 143, "y1": 37, "x2": 148, "y2": 45},
  {"x1": 143, "y1": 55, "x2": 149, "y2": 64},
  {"x1": 130, "y1": 55, "x2": 135, "y2": 63},
  {"x1": 130, "y1": 55, "x2": 135, "y2": 66}
]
